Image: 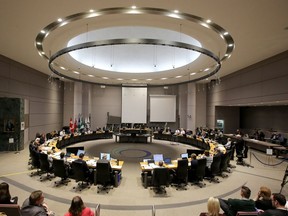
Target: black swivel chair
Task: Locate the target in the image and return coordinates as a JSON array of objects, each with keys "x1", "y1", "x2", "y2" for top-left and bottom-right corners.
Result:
[
  {"x1": 190, "y1": 157, "x2": 207, "y2": 188},
  {"x1": 96, "y1": 159, "x2": 114, "y2": 193},
  {"x1": 205, "y1": 154, "x2": 221, "y2": 183},
  {"x1": 173, "y1": 159, "x2": 188, "y2": 190},
  {"x1": 219, "y1": 152, "x2": 231, "y2": 178},
  {"x1": 52, "y1": 158, "x2": 70, "y2": 187},
  {"x1": 151, "y1": 167, "x2": 170, "y2": 194},
  {"x1": 39, "y1": 153, "x2": 54, "y2": 181},
  {"x1": 29, "y1": 148, "x2": 41, "y2": 177},
  {"x1": 71, "y1": 161, "x2": 91, "y2": 191}
]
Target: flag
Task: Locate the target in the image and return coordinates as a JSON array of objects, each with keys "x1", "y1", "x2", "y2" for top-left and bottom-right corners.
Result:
[{"x1": 69, "y1": 118, "x2": 74, "y2": 133}]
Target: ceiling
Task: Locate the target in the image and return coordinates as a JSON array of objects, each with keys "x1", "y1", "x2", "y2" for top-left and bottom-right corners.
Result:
[{"x1": 1, "y1": 0, "x2": 288, "y2": 87}]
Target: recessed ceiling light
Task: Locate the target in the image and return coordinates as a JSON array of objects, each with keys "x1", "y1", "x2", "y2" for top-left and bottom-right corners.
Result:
[
  {"x1": 88, "y1": 74, "x2": 94, "y2": 77},
  {"x1": 146, "y1": 79, "x2": 152, "y2": 81},
  {"x1": 60, "y1": 66, "x2": 66, "y2": 70},
  {"x1": 102, "y1": 77, "x2": 108, "y2": 79},
  {"x1": 73, "y1": 71, "x2": 80, "y2": 74},
  {"x1": 161, "y1": 78, "x2": 167, "y2": 80},
  {"x1": 57, "y1": 18, "x2": 63, "y2": 22},
  {"x1": 131, "y1": 79, "x2": 138, "y2": 81},
  {"x1": 40, "y1": 30, "x2": 45, "y2": 34},
  {"x1": 131, "y1": 5, "x2": 137, "y2": 9},
  {"x1": 223, "y1": 32, "x2": 229, "y2": 35},
  {"x1": 228, "y1": 44, "x2": 234, "y2": 47},
  {"x1": 89, "y1": 9, "x2": 94, "y2": 13},
  {"x1": 117, "y1": 78, "x2": 123, "y2": 80},
  {"x1": 174, "y1": 10, "x2": 179, "y2": 13},
  {"x1": 190, "y1": 72, "x2": 196, "y2": 75},
  {"x1": 176, "y1": 75, "x2": 182, "y2": 78},
  {"x1": 206, "y1": 19, "x2": 211, "y2": 23}
]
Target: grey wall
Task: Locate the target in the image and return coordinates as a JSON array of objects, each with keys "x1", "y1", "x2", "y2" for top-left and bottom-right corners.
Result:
[
  {"x1": 0, "y1": 55, "x2": 64, "y2": 145},
  {"x1": 240, "y1": 106, "x2": 288, "y2": 132},
  {"x1": 208, "y1": 50, "x2": 288, "y2": 131}
]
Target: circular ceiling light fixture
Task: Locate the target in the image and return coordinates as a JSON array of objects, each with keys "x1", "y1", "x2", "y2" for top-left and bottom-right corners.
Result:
[{"x1": 35, "y1": 7, "x2": 235, "y2": 87}]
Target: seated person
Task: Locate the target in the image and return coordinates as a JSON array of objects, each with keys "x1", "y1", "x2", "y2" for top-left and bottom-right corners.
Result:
[
  {"x1": 73, "y1": 153, "x2": 93, "y2": 183},
  {"x1": 97, "y1": 155, "x2": 115, "y2": 183},
  {"x1": 219, "y1": 186, "x2": 256, "y2": 216},
  {"x1": 21, "y1": 190, "x2": 54, "y2": 216},
  {"x1": 259, "y1": 193, "x2": 287, "y2": 216},
  {"x1": 60, "y1": 152, "x2": 71, "y2": 176},
  {"x1": 254, "y1": 186, "x2": 274, "y2": 211},
  {"x1": 0, "y1": 182, "x2": 18, "y2": 204},
  {"x1": 199, "y1": 197, "x2": 225, "y2": 216},
  {"x1": 224, "y1": 138, "x2": 232, "y2": 150}
]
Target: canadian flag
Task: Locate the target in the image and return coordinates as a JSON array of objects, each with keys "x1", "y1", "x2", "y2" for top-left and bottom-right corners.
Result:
[{"x1": 69, "y1": 118, "x2": 74, "y2": 133}]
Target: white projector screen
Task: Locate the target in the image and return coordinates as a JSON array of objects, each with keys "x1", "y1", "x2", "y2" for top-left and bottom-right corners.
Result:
[
  {"x1": 121, "y1": 87, "x2": 147, "y2": 123},
  {"x1": 150, "y1": 95, "x2": 176, "y2": 122}
]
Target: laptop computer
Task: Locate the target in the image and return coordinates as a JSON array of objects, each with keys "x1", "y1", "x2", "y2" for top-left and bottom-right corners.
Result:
[{"x1": 164, "y1": 158, "x2": 172, "y2": 165}]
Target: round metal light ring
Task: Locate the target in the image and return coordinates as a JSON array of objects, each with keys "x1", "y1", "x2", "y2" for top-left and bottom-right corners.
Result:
[{"x1": 49, "y1": 38, "x2": 221, "y2": 87}]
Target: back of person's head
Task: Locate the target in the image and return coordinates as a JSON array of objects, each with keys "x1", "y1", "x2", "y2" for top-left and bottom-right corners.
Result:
[
  {"x1": 204, "y1": 150, "x2": 210, "y2": 157},
  {"x1": 0, "y1": 182, "x2": 10, "y2": 197},
  {"x1": 207, "y1": 197, "x2": 220, "y2": 216},
  {"x1": 241, "y1": 186, "x2": 251, "y2": 199},
  {"x1": 158, "y1": 161, "x2": 164, "y2": 167},
  {"x1": 79, "y1": 153, "x2": 84, "y2": 159},
  {"x1": 29, "y1": 190, "x2": 43, "y2": 205},
  {"x1": 259, "y1": 186, "x2": 271, "y2": 200},
  {"x1": 69, "y1": 196, "x2": 85, "y2": 216},
  {"x1": 60, "y1": 152, "x2": 65, "y2": 159},
  {"x1": 272, "y1": 193, "x2": 286, "y2": 206},
  {"x1": 191, "y1": 153, "x2": 197, "y2": 159}
]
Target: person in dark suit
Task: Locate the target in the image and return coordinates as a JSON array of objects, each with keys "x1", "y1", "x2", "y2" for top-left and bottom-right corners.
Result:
[
  {"x1": 259, "y1": 193, "x2": 288, "y2": 216},
  {"x1": 73, "y1": 153, "x2": 93, "y2": 182},
  {"x1": 219, "y1": 186, "x2": 256, "y2": 216},
  {"x1": 254, "y1": 186, "x2": 274, "y2": 211}
]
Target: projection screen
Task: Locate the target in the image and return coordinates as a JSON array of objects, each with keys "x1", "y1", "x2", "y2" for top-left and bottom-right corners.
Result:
[
  {"x1": 121, "y1": 87, "x2": 147, "y2": 123},
  {"x1": 150, "y1": 95, "x2": 176, "y2": 122}
]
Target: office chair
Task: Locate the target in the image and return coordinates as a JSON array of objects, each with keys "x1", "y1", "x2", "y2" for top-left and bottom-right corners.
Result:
[
  {"x1": 29, "y1": 147, "x2": 41, "y2": 177},
  {"x1": 52, "y1": 158, "x2": 70, "y2": 187},
  {"x1": 236, "y1": 211, "x2": 259, "y2": 216},
  {"x1": 173, "y1": 159, "x2": 188, "y2": 190},
  {"x1": 151, "y1": 167, "x2": 170, "y2": 194},
  {"x1": 71, "y1": 161, "x2": 91, "y2": 191},
  {"x1": 96, "y1": 159, "x2": 114, "y2": 193},
  {"x1": 205, "y1": 154, "x2": 221, "y2": 183},
  {"x1": 0, "y1": 204, "x2": 21, "y2": 216},
  {"x1": 39, "y1": 153, "x2": 54, "y2": 181},
  {"x1": 219, "y1": 152, "x2": 231, "y2": 178},
  {"x1": 190, "y1": 157, "x2": 207, "y2": 188}
]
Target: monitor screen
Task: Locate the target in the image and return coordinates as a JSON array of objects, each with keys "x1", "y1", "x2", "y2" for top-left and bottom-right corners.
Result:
[
  {"x1": 180, "y1": 153, "x2": 189, "y2": 159},
  {"x1": 66, "y1": 146, "x2": 84, "y2": 155},
  {"x1": 153, "y1": 154, "x2": 164, "y2": 163},
  {"x1": 76, "y1": 149, "x2": 85, "y2": 156},
  {"x1": 164, "y1": 158, "x2": 171, "y2": 164},
  {"x1": 100, "y1": 152, "x2": 111, "y2": 160}
]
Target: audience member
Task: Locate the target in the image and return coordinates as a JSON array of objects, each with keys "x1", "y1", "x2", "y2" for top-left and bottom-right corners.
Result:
[
  {"x1": 259, "y1": 193, "x2": 288, "y2": 216},
  {"x1": 253, "y1": 186, "x2": 274, "y2": 211},
  {"x1": 0, "y1": 182, "x2": 18, "y2": 204},
  {"x1": 64, "y1": 196, "x2": 94, "y2": 216},
  {"x1": 219, "y1": 186, "x2": 256, "y2": 216},
  {"x1": 199, "y1": 197, "x2": 225, "y2": 216},
  {"x1": 21, "y1": 190, "x2": 55, "y2": 216}
]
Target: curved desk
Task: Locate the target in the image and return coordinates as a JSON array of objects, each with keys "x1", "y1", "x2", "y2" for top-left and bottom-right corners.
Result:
[
  {"x1": 56, "y1": 132, "x2": 113, "y2": 149},
  {"x1": 153, "y1": 133, "x2": 210, "y2": 150}
]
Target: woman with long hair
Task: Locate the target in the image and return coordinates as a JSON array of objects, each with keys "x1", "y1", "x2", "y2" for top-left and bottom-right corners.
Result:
[
  {"x1": 64, "y1": 196, "x2": 94, "y2": 216},
  {"x1": 200, "y1": 197, "x2": 224, "y2": 216},
  {"x1": 0, "y1": 182, "x2": 18, "y2": 204}
]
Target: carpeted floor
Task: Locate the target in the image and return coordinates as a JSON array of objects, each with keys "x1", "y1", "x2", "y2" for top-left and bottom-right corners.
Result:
[{"x1": 0, "y1": 137, "x2": 287, "y2": 216}]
